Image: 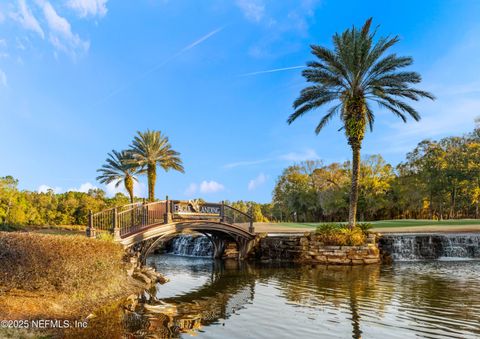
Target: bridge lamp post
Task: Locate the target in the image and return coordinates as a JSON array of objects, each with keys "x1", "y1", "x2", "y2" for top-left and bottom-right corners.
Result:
[
  {"x1": 220, "y1": 201, "x2": 225, "y2": 223},
  {"x1": 86, "y1": 210, "x2": 95, "y2": 238},
  {"x1": 248, "y1": 206, "x2": 254, "y2": 233},
  {"x1": 164, "y1": 195, "x2": 172, "y2": 224},
  {"x1": 112, "y1": 207, "x2": 121, "y2": 241}
]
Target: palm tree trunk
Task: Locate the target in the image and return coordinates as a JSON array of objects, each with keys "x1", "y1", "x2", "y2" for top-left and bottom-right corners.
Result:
[
  {"x1": 124, "y1": 176, "x2": 134, "y2": 203},
  {"x1": 349, "y1": 285, "x2": 362, "y2": 338},
  {"x1": 147, "y1": 163, "x2": 156, "y2": 202},
  {"x1": 344, "y1": 97, "x2": 366, "y2": 230},
  {"x1": 348, "y1": 143, "x2": 361, "y2": 229}
]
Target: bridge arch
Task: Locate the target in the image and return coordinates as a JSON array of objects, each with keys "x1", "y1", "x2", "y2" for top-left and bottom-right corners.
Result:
[{"x1": 87, "y1": 199, "x2": 256, "y2": 263}]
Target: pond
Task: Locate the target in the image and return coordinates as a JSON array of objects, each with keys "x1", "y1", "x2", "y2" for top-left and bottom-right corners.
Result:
[{"x1": 67, "y1": 255, "x2": 480, "y2": 338}]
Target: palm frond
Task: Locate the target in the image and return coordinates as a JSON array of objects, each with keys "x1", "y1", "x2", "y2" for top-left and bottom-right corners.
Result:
[
  {"x1": 365, "y1": 101, "x2": 375, "y2": 131},
  {"x1": 129, "y1": 130, "x2": 184, "y2": 173},
  {"x1": 310, "y1": 45, "x2": 352, "y2": 86},
  {"x1": 96, "y1": 150, "x2": 140, "y2": 187},
  {"x1": 314, "y1": 104, "x2": 342, "y2": 134},
  {"x1": 290, "y1": 18, "x2": 434, "y2": 136},
  {"x1": 289, "y1": 88, "x2": 339, "y2": 124}
]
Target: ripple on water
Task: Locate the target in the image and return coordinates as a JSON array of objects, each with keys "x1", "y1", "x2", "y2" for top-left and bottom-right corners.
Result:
[{"x1": 131, "y1": 257, "x2": 480, "y2": 339}]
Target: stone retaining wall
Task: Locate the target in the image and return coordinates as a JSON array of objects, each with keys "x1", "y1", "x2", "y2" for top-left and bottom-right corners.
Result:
[{"x1": 253, "y1": 233, "x2": 380, "y2": 265}]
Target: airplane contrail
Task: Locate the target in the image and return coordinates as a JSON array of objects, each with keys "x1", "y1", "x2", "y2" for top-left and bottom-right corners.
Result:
[
  {"x1": 95, "y1": 27, "x2": 224, "y2": 105},
  {"x1": 239, "y1": 65, "x2": 306, "y2": 77},
  {"x1": 182, "y1": 27, "x2": 224, "y2": 52}
]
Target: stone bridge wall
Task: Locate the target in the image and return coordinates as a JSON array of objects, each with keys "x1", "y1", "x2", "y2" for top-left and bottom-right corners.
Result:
[{"x1": 251, "y1": 233, "x2": 380, "y2": 265}]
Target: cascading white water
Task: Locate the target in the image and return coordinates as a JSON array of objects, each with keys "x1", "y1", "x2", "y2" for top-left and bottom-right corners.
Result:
[
  {"x1": 168, "y1": 234, "x2": 213, "y2": 257},
  {"x1": 379, "y1": 233, "x2": 480, "y2": 261}
]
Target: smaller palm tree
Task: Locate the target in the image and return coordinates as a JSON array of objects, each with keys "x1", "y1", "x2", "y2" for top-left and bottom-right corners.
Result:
[
  {"x1": 96, "y1": 150, "x2": 140, "y2": 203},
  {"x1": 129, "y1": 130, "x2": 184, "y2": 201}
]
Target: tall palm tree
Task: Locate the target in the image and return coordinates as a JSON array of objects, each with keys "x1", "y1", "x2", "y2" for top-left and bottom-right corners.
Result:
[
  {"x1": 96, "y1": 150, "x2": 140, "y2": 203},
  {"x1": 288, "y1": 18, "x2": 434, "y2": 228},
  {"x1": 129, "y1": 130, "x2": 184, "y2": 201}
]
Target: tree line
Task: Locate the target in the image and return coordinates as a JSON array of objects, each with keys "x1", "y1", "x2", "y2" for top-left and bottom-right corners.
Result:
[
  {"x1": 270, "y1": 124, "x2": 480, "y2": 222},
  {"x1": 0, "y1": 175, "x2": 271, "y2": 227},
  {"x1": 0, "y1": 176, "x2": 134, "y2": 227}
]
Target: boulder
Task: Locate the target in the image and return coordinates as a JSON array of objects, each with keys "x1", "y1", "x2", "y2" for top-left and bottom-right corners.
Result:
[
  {"x1": 327, "y1": 257, "x2": 351, "y2": 265},
  {"x1": 132, "y1": 271, "x2": 152, "y2": 285},
  {"x1": 363, "y1": 258, "x2": 380, "y2": 264},
  {"x1": 351, "y1": 259, "x2": 365, "y2": 265},
  {"x1": 313, "y1": 256, "x2": 327, "y2": 263},
  {"x1": 124, "y1": 294, "x2": 138, "y2": 311}
]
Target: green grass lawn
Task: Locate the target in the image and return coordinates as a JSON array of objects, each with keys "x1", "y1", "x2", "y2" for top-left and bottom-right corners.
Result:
[
  {"x1": 369, "y1": 219, "x2": 480, "y2": 228},
  {"x1": 268, "y1": 219, "x2": 480, "y2": 229}
]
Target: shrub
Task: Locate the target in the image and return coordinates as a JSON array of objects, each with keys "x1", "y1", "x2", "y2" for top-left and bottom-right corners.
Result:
[
  {"x1": 0, "y1": 224, "x2": 19, "y2": 232},
  {"x1": 96, "y1": 231, "x2": 114, "y2": 242},
  {"x1": 315, "y1": 223, "x2": 366, "y2": 246},
  {"x1": 356, "y1": 222, "x2": 373, "y2": 235},
  {"x1": 315, "y1": 223, "x2": 341, "y2": 234},
  {"x1": 339, "y1": 227, "x2": 366, "y2": 246},
  {"x1": 0, "y1": 232, "x2": 125, "y2": 293}
]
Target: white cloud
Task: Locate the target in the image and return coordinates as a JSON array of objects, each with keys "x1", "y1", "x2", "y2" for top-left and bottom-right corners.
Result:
[
  {"x1": 105, "y1": 181, "x2": 146, "y2": 198},
  {"x1": 184, "y1": 180, "x2": 225, "y2": 196},
  {"x1": 68, "y1": 182, "x2": 98, "y2": 192},
  {"x1": 39, "y1": 0, "x2": 90, "y2": 56},
  {"x1": 374, "y1": 97, "x2": 480, "y2": 156},
  {"x1": 10, "y1": 0, "x2": 45, "y2": 39},
  {"x1": 236, "y1": 0, "x2": 265, "y2": 22},
  {"x1": 200, "y1": 180, "x2": 224, "y2": 194},
  {"x1": 248, "y1": 173, "x2": 267, "y2": 191},
  {"x1": 37, "y1": 181, "x2": 146, "y2": 197},
  {"x1": 37, "y1": 184, "x2": 62, "y2": 193},
  {"x1": 279, "y1": 149, "x2": 320, "y2": 162},
  {"x1": 0, "y1": 69, "x2": 7, "y2": 87},
  {"x1": 0, "y1": 11, "x2": 5, "y2": 23},
  {"x1": 67, "y1": 0, "x2": 108, "y2": 18}
]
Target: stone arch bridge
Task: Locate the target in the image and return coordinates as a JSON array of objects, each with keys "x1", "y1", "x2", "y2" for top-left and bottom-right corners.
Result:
[{"x1": 87, "y1": 199, "x2": 256, "y2": 263}]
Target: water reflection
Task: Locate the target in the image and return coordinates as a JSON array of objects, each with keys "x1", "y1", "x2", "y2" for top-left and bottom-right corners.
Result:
[
  {"x1": 124, "y1": 257, "x2": 256, "y2": 338},
  {"x1": 65, "y1": 257, "x2": 480, "y2": 338}
]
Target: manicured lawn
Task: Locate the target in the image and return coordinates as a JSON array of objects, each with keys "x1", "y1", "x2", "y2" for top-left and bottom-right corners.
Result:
[
  {"x1": 370, "y1": 219, "x2": 480, "y2": 228},
  {"x1": 267, "y1": 219, "x2": 480, "y2": 229}
]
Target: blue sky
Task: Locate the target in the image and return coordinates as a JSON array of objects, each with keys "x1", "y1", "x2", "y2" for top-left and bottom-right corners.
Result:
[{"x1": 1, "y1": 0, "x2": 480, "y2": 203}]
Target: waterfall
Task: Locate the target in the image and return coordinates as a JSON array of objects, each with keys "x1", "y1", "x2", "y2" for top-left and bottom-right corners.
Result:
[
  {"x1": 167, "y1": 234, "x2": 213, "y2": 257},
  {"x1": 379, "y1": 233, "x2": 480, "y2": 261}
]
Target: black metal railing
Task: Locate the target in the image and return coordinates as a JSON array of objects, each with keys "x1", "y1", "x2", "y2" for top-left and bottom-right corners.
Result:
[
  {"x1": 88, "y1": 199, "x2": 254, "y2": 239},
  {"x1": 223, "y1": 204, "x2": 254, "y2": 232},
  {"x1": 117, "y1": 201, "x2": 167, "y2": 236}
]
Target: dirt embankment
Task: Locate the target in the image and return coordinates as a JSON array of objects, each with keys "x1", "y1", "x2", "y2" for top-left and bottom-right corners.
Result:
[{"x1": 0, "y1": 232, "x2": 144, "y2": 321}]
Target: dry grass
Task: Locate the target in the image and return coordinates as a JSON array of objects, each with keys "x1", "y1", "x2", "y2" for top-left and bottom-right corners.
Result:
[{"x1": 0, "y1": 232, "x2": 137, "y2": 321}]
